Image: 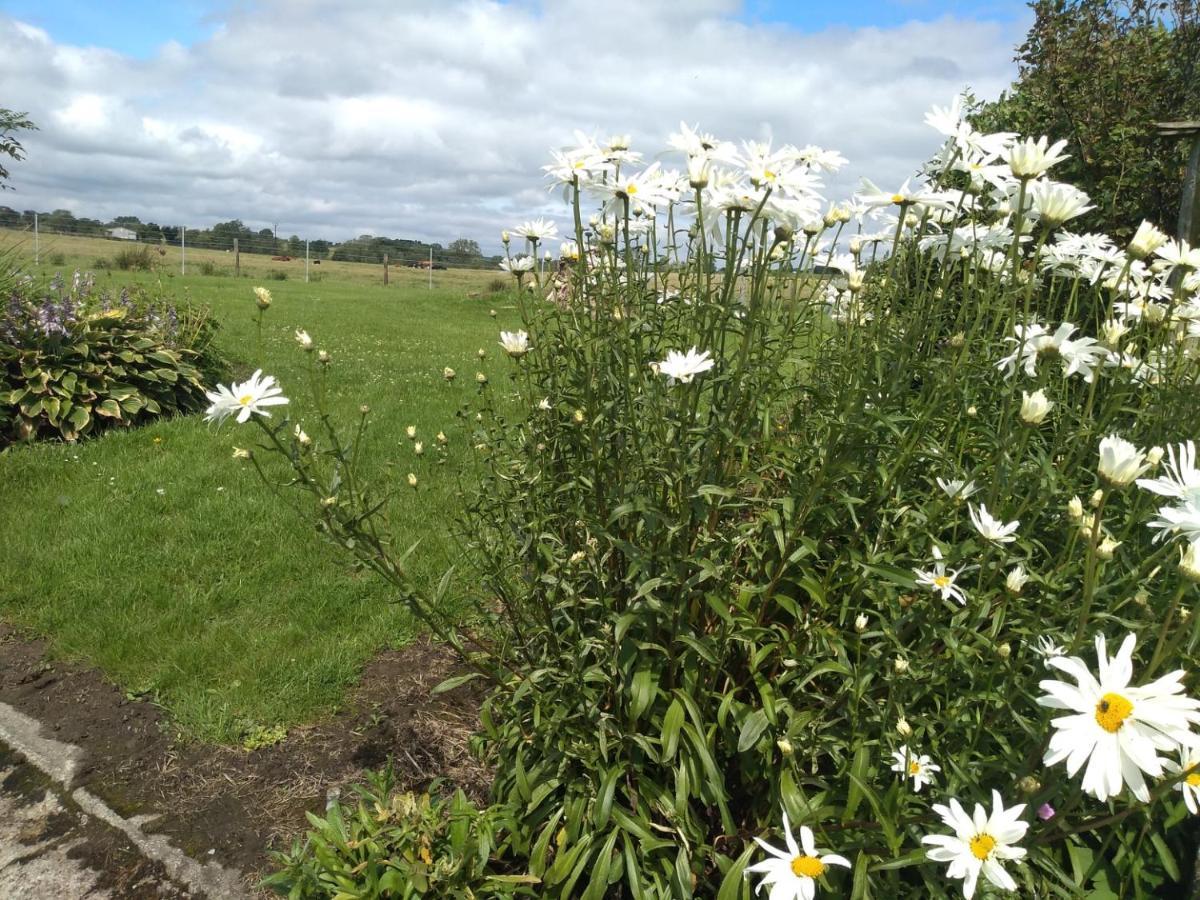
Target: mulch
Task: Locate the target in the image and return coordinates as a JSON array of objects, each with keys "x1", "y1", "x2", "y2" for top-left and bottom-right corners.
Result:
[{"x1": 0, "y1": 623, "x2": 487, "y2": 893}]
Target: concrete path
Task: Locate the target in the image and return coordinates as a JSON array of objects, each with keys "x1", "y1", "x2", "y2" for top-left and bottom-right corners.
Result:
[{"x1": 0, "y1": 700, "x2": 247, "y2": 899}]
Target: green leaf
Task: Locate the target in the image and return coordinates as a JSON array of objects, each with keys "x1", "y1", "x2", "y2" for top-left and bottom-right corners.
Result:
[
  {"x1": 94, "y1": 398, "x2": 122, "y2": 419},
  {"x1": 843, "y1": 743, "x2": 871, "y2": 822},
  {"x1": 661, "y1": 699, "x2": 684, "y2": 761},
  {"x1": 431, "y1": 672, "x2": 483, "y2": 694},
  {"x1": 737, "y1": 708, "x2": 770, "y2": 752},
  {"x1": 715, "y1": 843, "x2": 756, "y2": 900}
]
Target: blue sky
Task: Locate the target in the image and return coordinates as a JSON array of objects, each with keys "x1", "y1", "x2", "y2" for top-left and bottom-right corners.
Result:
[
  {"x1": 0, "y1": 0, "x2": 221, "y2": 56},
  {"x1": 1, "y1": 0, "x2": 1028, "y2": 58}
]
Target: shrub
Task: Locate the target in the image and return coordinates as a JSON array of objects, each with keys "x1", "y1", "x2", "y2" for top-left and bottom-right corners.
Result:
[
  {"x1": 268, "y1": 269, "x2": 288, "y2": 281},
  {"x1": 486, "y1": 278, "x2": 507, "y2": 295},
  {"x1": 0, "y1": 273, "x2": 228, "y2": 444},
  {"x1": 47, "y1": 251, "x2": 65, "y2": 266},
  {"x1": 197, "y1": 259, "x2": 223, "y2": 277},
  {"x1": 216, "y1": 110, "x2": 1200, "y2": 897},
  {"x1": 113, "y1": 245, "x2": 155, "y2": 271},
  {"x1": 263, "y1": 771, "x2": 536, "y2": 898}
]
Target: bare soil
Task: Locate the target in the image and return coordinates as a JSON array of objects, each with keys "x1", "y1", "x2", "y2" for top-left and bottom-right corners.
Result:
[{"x1": 0, "y1": 623, "x2": 487, "y2": 894}]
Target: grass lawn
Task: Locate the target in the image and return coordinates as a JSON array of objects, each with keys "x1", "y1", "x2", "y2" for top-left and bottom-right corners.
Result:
[{"x1": 0, "y1": 245, "x2": 520, "y2": 743}]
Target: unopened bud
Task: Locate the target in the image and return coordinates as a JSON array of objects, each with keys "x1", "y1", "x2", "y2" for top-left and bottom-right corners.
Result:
[
  {"x1": 854, "y1": 614, "x2": 868, "y2": 633},
  {"x1": 996, "y1": 642, "x2": 1011, "y2": 660},
  {"x1": 776, "y1": 738, "x2": 794, "y2": 756},
  {"x1": 1017, "y1": 775, "x2": 1041, "y2": 795},
  {"x1": 896, "y1": 717, "x2": 913, "y2": 738},
  {"x1": 894, "y1": 657, "x2": 909, "y2": 674},
  {"x1": 407, "y1": 473, "x2": 418, "y2": 488},
  {"x1": 443, "y1": 367, "x2": 456, "y2": 381}
]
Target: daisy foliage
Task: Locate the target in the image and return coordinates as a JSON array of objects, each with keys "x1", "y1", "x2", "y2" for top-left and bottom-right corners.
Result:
[{"x1": 220, "y1": 96, "x2": 1200, "y2": 897}]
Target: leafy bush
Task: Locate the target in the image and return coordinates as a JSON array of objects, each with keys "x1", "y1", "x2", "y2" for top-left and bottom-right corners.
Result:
[
  {"x1": 0, "y1": 272, "x2": 228, "y2": 444},
  {"x1": 114, "y1": 245, "x2": 155, "y2": 271},
  {"x1": 264, "y1": 771, "x2": 536, "y2": 899},
  {"x1": 219, "y1": 108, "x2": 1200, "y2": 897},
  {"x1": 197, "y1": 259, "x2": 223, "y2": 277},
  {"x1": 268, "y1": 269, "x2": 288, "y2": 281}
]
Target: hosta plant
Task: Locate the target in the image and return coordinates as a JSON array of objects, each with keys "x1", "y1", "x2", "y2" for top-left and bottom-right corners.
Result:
[
  {"x1": 222, "y1": 102, "x2": 1200, "y2": 897},
  {"x1": 0, "y1": 272, "x2": 226, "y2": 445}
]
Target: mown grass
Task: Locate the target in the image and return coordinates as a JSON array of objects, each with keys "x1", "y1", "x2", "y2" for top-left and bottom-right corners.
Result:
[{"x1": 0, "y1": 261, "x2": 520, "y2": 742}]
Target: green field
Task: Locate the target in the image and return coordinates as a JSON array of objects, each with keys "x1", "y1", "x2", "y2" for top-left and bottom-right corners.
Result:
[{"x1": 0, "y1": 239, "x2": 518, "y2": 742}]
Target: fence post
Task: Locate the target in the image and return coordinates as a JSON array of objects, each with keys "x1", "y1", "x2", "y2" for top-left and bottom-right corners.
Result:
[
  {"x1": 428, "y1": 248, "x2": 432, "y2": 289},
  {"x1": 234, "y1": 238, "x2": 240, "y2": 277},
  {"x1": 305, "y1": 240, "x2": 310, "y2": 283},
  {"x1": 383, "y1": 253, "x2": 389, "y2": 286},
  {"x1": 181, "y1": 226, "x2": 186, "y2": 275}
]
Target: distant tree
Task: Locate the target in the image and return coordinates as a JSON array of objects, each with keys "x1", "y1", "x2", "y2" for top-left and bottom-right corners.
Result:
[
  {"x1": 448, "y1": 238, "x2": 482, "y2": 256},
  {"x1": 0, "y1": 109, "x2": 36, "y2": 189},
  {"x1": 974, "y1": 0, "x2": 1200, "y2": 240}
]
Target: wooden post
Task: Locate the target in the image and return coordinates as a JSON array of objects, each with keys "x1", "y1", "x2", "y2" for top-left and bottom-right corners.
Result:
[
  {"x1": 383, "y1": 253, "x2": 389, "y2": 286},
  {"x1": 234, "y1": 238, "x2": 240, "y2": 278},
  {"x1": 1156, "y1": 121, "x2": 1200, "y2": 246}
]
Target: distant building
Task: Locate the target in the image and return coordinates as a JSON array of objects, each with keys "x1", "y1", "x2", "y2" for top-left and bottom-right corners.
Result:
[{"x1": 107, "y1": 227, "x2": 138, "y2": 241}]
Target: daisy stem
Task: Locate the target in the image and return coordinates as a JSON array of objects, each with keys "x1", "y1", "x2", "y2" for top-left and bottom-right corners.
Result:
[
  {"x1": 1072, "y1": 489, "x2": 1108, "y2": 652},
  {"x1": 1146, "y1": 581, "x2": 1189, "y2": 677}
]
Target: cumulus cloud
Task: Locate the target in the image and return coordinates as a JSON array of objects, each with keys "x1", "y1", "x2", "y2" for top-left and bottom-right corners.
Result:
[{"x1": 0, "y1": 0, "x2": 1024, "y2": 252}]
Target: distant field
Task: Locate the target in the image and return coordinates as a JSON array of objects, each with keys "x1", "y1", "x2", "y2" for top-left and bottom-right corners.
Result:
[
  {"x1": 0, "y1": 241, "x2": 523, "y2": 743},
  {"x1": 0, "y1": 226, "x2": 503, "y2": 291}
]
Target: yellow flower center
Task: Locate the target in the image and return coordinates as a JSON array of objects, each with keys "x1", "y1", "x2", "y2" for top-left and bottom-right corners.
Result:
[
  {"x1": 764, "y1": 169, "x2": 777, "y2": 182},
  {"x1": 933, "y1": 575, "x2": 951, "y2": 589},
  {"x1": 626, "y1": 183, "x2": 638, "y2": 195},
  {"x1": 891, "y1": 193, "x2": 906, "y2": 204},
  {"x1": 790, "y1": 855, "x2": 825, "y2": 878},
  {"x1": 1187, "y1": 773, "x2": 1200, "y2": 788},
  {"x1": 908, "y1": 761, "x2": 922, "y2": 775},
  {"x1": 1094, "y1": 692, "x2": 1134, "y2": 733},
  {"x1": 969, "y1": 834, "x2": 996, "y2": 861},
  {"x1": 239, "y1": 394, "x2": 254, "y2": 406}
]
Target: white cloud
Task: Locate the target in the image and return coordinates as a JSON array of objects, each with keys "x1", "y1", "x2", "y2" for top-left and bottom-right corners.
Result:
[{"x1": 0, "y1": 1, "x2": 1025, "y2": 252}]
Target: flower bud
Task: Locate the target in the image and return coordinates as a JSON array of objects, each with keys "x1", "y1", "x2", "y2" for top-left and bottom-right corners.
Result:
[
  {"x1": 1017, "y1": 775, "x2": 1041, "y2": 795},
  {"x1": 294, "y1": 329, "x2": 314, "y2": 351},
  {"x1": 359, "y1": 404, "x2": 370, "y2": 416},
  {"x1": 253, "y1": 286, "x2": 272, "y2": 309},
  {"x1": 407, "y1": 473, "x2": 418, "y2": 488},
  {"x1": 1005, "y1": 566, "x2": 1029, "y2": 595},
  {"x1": 1067, "y1": 496, "x2": 1084, "y2": 520},
  {"x1": 896, "y1": 717, "x2": 913, "y2": 738},
  {"x1": 776, "y1": 738, "x2": 794, "y2": 756},
  {"x1": 320, "y1": 495, "x2": 337, "y2": 508},
  {"x1": 406, "y1": 425, "x2": 417, "y2": 440},
  {"x1": 996, "y1": 642, "x2": 1011, "y2": 660},
  {"x1": 318, "y1": 350, "x2": 331, "y2": 365},
  {"x1": 1019, "y1": 389, "x2": 1052, "y2": 425},
  {"x1": 476, "y1": 372, "x2": 488, "y2": 384},
  {"x1": 569, "y1": 550, "x2": 586, "y2": 564},
  {"x1": 436, "y1": 431, "x2": 447, "y2": 445},
  {"x1": 489, "y1": 309, "x2": 497, "y2": 318},
  {"x1": 294, "y1": 425, "x2": 311, "y2": 449},
  {"x1": 966, "y1": 405, "x2": 977, "y2": 418},
  {"x1": 573, "y1": 409, "x2": 585, "y2": 424},
  {"x1": 949, "y1": 332, "x2": 965, "y2": 349},
  {"x1": 1037, "y1": 803, "x2": 1056, "y2": 821},
  {"x1": 443, "y1": 367, "x2": 456, "y2": 381},
  {"x1": 232, "y1": 446, "x2": 252, "y2": 461},
  {"x1": 1090, "y1": 489, "x2": 1104, "y2": 509},
  {"x1": 1179, "y1": 542, "x2": 1200, "y2": 583},
  {"x1": 1128, "y1": 220, "x2": 1168, "y2": 260},
  {"x1": 1147, "y1": 446, "x2": 1164, "y2": 466},
  {"x1": 501, "y1": 230, "x2": 510, "y2": 244},
  {"x1": 894, "y1": 657, "x2": 909, "y2": 674},
  {"x1": 477, "y1": 348, "x2": 487, "y2": 359},
  {"x1": 854, "y1": 613, "x2": 868, "y2": 633},
  {"x1": 413, "y1": 441, "x2": 424, "y2": 455}
]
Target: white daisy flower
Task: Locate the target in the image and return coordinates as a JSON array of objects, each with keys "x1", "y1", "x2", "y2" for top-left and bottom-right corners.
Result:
[
  {"x1": 1037, "y1": 632, "x2": 1200, "y2": 802},
  {"x1": 969, "y1": 504, "x2": 1019, "y2": 544},
  {"x1": 655, "y1": 347, "x2": 714, "y2": 385},
  {"x1": 921, "y1": 790, "x2": 1028, "y2": 899},
  {"x1": 1007, "y1": 135, "x2": 1069, "y2": 178},
  {"x1": 204, "y1": 370, "x2": 288, "y2": 424},
  {"x1": 890, "y1": 746, "x2": 941, "y2": 792},
  {"x1": 914, "y1": 546, "x2": 968, "y2": 605},
  {"x1": 747, "y1": 811, "x2": 850, "y2": 899},
  {"x1": 937, "y1": 477, "x2": 981, "y2": 501},
  {"x1": 1033, "y1": 635, "x2": 1065, "y2": 664},
  {"x1": 499, "y1": 255, "x2": 535, "y2": 275},
  {"x1": 1098, "y1": 434, "x2": 1149, "y2": 488},
  {"x1": 1164, "y1": 746, "x2": 1200, "y2": 814},
  {"x1": 1137, "y1": 441, "x2": 1200, "y2": 503},
  {"x1": 498, "y1": 330, "x2": 531, "y2": 357}
]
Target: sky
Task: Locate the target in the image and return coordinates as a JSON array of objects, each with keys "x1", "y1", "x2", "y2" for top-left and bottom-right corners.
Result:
[{"x1": 0, "y1": 0, "x2": 1031, "y2": 253}]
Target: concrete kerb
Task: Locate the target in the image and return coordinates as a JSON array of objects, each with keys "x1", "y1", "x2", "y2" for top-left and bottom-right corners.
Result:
[{"x1": 0, "y1": 699, "x2": 248, "y2": 899}]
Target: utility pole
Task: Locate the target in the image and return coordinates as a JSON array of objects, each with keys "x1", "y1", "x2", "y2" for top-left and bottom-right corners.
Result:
[
  {"x1": 234, "y1": 238, "x2": 240, "y2": 277},
  {"x1": 383, "y1": 253, "x2": 389, "y2": 286},
  {"x1": 305, "y1": 239, "x2": 310, "y2": 283},
  {"x1": 181, "y1": 225, "x2": 186, "y2": 275}
]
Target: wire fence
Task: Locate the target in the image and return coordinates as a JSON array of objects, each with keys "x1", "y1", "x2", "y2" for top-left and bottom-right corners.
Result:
[{"x1": 0, "y1": 219, "x2": 511, "y2": 278}]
